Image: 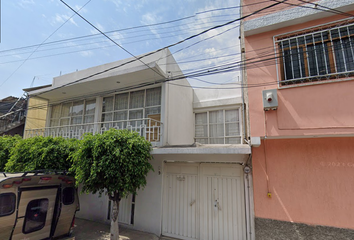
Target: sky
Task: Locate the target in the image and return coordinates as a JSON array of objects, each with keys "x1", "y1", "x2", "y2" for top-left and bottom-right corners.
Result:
[{"x1": 0, "y1": 0, "x2": 241, "y2": 100}]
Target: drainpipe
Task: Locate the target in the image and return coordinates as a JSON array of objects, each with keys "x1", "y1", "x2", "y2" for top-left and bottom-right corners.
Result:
[{"x1": 240, "y1": 1, "x2": 255, "y2": 240}]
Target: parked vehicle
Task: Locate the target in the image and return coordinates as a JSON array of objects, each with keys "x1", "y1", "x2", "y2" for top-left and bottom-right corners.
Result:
[{"x1": 0, "y1": 170, "x2": 79, "y2": 240}]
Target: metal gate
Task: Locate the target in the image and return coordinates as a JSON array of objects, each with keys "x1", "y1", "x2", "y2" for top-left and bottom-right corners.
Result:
[{"x1": 162, "y1": 163, "x2": 245, "y2": 240}]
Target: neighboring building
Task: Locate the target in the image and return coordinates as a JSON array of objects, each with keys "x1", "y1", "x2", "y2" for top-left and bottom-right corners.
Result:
[
  {"x1": 243, "y1": 0, "x2": 354, "y2": 239},
  {"x1": 24, "y1": 48, "x2": 253, "y2": 240},
  {"x1": 0, "y1": 96, "x2": 27, "y2": 136}
]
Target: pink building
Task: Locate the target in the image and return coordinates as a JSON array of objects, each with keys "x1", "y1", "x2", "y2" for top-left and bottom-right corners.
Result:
[{"x1": 243, "y1": 0, "x2": 354, "y2": 239}]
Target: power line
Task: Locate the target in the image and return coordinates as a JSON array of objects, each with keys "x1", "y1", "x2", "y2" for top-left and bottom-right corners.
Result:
[
  {"x1": 0, "y1": 0, "x2": 92, "y2": 88},
  {"x1": 60, "y1": 0, "x2": 165, "y2": 80}
]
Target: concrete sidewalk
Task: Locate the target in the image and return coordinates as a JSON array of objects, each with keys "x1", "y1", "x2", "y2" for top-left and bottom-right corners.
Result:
[{"x1": 59, "y1": 218, "x2": 160, "y2": 240}]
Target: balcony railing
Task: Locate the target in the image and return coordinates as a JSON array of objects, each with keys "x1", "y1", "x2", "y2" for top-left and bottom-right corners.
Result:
[{"x1": 24, "y1": 118, "x2": 163, "y2": 146}]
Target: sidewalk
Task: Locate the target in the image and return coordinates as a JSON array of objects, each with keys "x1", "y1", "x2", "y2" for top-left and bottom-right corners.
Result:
[{"x1": 60, "y1": 218, "x2": 160, "y2": 240}]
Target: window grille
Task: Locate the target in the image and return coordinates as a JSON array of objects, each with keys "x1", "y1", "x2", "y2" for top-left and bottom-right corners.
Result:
[
  {"x1": 276, "y1": 22, "x2": 354, "y2": 85},
  {"x1": 195, "y1": 109, "x2": 241, "y2": 144}
]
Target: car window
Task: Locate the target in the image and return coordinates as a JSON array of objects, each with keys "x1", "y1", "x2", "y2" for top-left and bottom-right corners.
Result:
[
  {"x1": 23, "y1": 198, "x2": 48, "y2": 233},
  {"x1": 63, "y1": 187, "x2": 75, "y2": 205},
  {"x1": 0, "y1": 193, "x2": 16, "y2": 217}
]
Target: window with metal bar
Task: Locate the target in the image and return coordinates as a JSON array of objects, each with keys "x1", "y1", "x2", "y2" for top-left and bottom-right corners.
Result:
[
  {"x1": 195, "y1": 109, "x2": 241, "y2": 144},
  {"x1": 276, "y1": 23, "x2": 354, "y2": 85}
]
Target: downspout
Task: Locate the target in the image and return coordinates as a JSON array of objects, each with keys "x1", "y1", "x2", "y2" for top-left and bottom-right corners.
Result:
[{"x1": 240, "y1": 1, "x2": 255, "y2": 240}]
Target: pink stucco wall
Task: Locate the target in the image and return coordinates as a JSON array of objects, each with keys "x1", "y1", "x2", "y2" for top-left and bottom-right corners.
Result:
[
  {"x1": 253, "y1": 138, "x2": 354, "y2": 229},
  {"x1": 245, "y1": 11, "x2": 354, "y2": 138},
  {"x1": 245, "y1": 2, "x2": 354, "y2": 230}
]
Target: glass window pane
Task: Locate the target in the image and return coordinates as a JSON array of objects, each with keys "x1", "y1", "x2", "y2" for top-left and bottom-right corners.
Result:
[
  {"x1": 209, "y1": 124, "x2": 224, "y2": 137},
  {"x1": 195, "y1": 113, "x2": 207, "y2": 125},
  {"x1": 130, "y1": 90, "x2": 144, "y2": 109},
  {"x1": 114, "y1": 93, "x2": 128, "y2": 110},
  {"x1": 225, "y1": 110, "x2": 238, "y2": 122},
  {"x1": 195, "y1": 125, "x2": 207, "y2": 138},
  {"x1": 51, "y1": 105, "x2": 61, "y2": 119},
  {"x1": 129, "y1": 110, "x2": 143, "y2": 120},
  {"x1": 60, "y1": 118, "x2": 70, "y2": 126},
  {"x1": 114, "y1": 111, "x2": 128, "y2": 121},
  {"x1": 61, "y1": 103, "x2": 71, "y2": 117},
  {"x1": 0, "y1": 193, "x2": 16, "y2": 216},
  {"x1": 102, "y1": 97, "x2": 114, "y2": 112},
  {"x1": 195, "y1": 138, "x2": 208, "y2": 144},
  {"x1": 24, "y1": 199, "x2": 48, "y2": 234},
  {"x1": 102, "y1": 113, "x2": 113, "y2": 122},
  {"x1": 84, "y1": 115, "x2": 94, "y2": 124},
  {"x1": 225, "y1": 123, "x2": 240, "y2": 136},
  {"x1": 71, "y1": 116, "x2": 82, "y2": 125},
  {"x1": 50, "y1": 119, "x2": 59, "y2": 127},
  {"x1": 146, "y1": 87, "x2": 161, "y2": 107},
  {"x1": 210, "y1": 138, "x2": 224, "y2": 144},
  {"x1": 71, "y1": 101, "x2": 84, "y2": 116},
  {"x1": 145, "y1": 107, "x2": 161, "y2": 118},
  {"x1": 209, "y1": 110, "x2": 223, "y2": 124},
  {"x1": 226, "y1": 137, "x2": 241, "y2": 144},
  {"x1": 63, "y1": 187, "x2": 75, "y2": 205},
  {"x1": 85, "y1": 100, "x2": 96, "y2": 115}
]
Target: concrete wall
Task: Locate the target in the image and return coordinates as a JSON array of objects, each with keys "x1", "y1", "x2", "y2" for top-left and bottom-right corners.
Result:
[
  {"x1": 24, "y1": 97, "x2": 48, "y2": 137},
  {"x1": 164, "y1": 52, "x2": 194, "y2": 146}
]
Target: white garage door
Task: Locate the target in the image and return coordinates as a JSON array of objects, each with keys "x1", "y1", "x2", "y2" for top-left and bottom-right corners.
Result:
[{"x1": 162, "y1": 163, "x2": 245, "y2": 240}]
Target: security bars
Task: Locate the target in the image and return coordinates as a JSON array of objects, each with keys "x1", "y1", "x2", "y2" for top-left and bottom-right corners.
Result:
[{"x1": 275, "y1": 22, "x2": 354, "y2": 85}]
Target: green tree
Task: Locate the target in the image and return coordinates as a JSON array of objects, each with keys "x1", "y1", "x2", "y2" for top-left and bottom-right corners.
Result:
[
  {"x1": 71, "y1": 129, "x2": 153, "y2": 240},
  {"x1": 0, "y1": 135, "x2": 22, "y2": 171},
  {"x1": 5, "y1": 136, "x2": 78, "y2": 172}
]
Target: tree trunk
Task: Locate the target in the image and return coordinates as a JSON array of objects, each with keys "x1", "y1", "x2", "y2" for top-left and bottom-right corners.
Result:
[{"x1": 110, "y1": 195, "x2": 120, "y2": 240}]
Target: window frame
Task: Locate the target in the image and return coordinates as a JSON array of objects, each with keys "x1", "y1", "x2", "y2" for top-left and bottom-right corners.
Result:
[
  {"x1": 274, "y1": 19, "x2": 354, "y2": 88},
  {"x1": 101, "y1": 87, "x2": 162, "y2": 126},
  {"x1": 23, "y1": 198, "x2": 49, "y2": 234},
  {"x1": 194, "y1": 106, "x2": 242, "y2": 144},
  {"x1": 0, "y1": 193, "x2": 16, "y2": 217},
  {"x1": 49, "y1": 99, "x2": 96, "y2": 128}
]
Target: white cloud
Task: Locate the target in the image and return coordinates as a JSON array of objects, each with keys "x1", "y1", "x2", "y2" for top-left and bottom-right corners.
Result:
[
  {"x1": 141, "y1": 12, "x2": 163, "y2": 38},
  {"x1": 18, "y1": 0, "x2": 35, "y2": 9},
  {"x1": 80, "y1": 51, "x2": 94, "y2": 57},
  {"x1": 75, "y1": 4, "x2": 88, "y2": 13},
  {"x1": 52, "y1": 13, "x2": 78, "y2": 27}
]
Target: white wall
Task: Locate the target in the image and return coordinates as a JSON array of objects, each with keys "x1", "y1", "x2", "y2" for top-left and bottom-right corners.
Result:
[{"x1": 164, "y1": 50, "x2": 194, "y2": 146}]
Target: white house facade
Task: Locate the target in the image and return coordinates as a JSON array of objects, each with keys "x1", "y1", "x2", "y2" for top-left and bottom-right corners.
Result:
[{"x1": 24, "y1": 48, "x2": 254, "y2": 240}]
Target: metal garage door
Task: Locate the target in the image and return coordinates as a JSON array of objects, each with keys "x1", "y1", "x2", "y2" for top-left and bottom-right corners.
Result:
[{"x1": 162, "y1": 163, "x2": 245, "y2": 240}]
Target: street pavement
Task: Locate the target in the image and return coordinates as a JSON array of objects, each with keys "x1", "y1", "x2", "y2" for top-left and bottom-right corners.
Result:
[{"x1": 59, "y1": 218, "x2": 161, "y2": 240}]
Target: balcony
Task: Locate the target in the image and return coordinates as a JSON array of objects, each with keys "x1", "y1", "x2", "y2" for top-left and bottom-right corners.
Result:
[{"x1": 24, "y1": 118, "x2": 163, "y2": 147}]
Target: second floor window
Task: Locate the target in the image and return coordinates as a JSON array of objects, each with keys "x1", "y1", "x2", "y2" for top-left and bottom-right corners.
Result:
[
  {"x1": 102, "y1": 87, "x2": 161, "y2": 128},
  {"x1": 276, "y1": 22, "x2": 354, "y2": 85},
  {"x1": 49, "y1": 99, "x2": 96, "y2": 127},
  {"x1": 195, "y1": 109, "x2": 241, "y2": 144}
]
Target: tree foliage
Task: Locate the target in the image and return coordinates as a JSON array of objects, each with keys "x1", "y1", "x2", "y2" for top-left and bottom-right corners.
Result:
[
  {"x1": 0, "y1": 135, "x2": 22, "y2": 171},
  {"x1": 5, "y1": 136, "x2": 78, "y2": 172},
  {"x1": 71, "y1": 129, "x2": 154, "y2": 199}
]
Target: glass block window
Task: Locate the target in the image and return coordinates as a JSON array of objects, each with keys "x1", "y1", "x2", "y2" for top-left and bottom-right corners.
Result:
[
  {"x1": 195, "y1": 109, "x2": 241, "y2": 144},
  {"x1": 276, "y1": 22, "x2": 354, "y2": 85}
]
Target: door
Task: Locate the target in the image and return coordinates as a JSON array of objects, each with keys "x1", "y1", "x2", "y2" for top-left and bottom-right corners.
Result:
[
  {"x1": 162, "y1": 163, "x2": 246, "y2": 240},
  {"x1": 200, "y1": 164, "x2": 246, "y2": 240},
  {"x1": 118, "y1": 194, "x2": 133, "y2": 225},
  {"x1": 12, "y1": 187, "x2": 58, "y2": 240},
  {"x1": 162, "y1": 164, "x2": 199, "y2": 240}
]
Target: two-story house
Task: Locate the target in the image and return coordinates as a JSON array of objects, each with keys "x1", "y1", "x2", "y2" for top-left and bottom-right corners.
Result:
[
  {"x1": 24, "y1": 48, "x2": 253, "y2": 240},
  {"x1": 243, "y1": 0, "x2": 354, "y2": 239}
]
